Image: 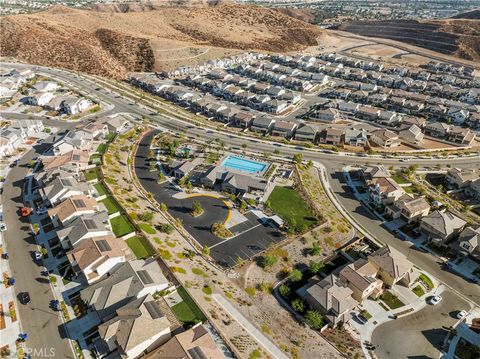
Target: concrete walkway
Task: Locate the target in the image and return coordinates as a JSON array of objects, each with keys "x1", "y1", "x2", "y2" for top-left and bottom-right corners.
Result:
[{"x1": 212, "y1": 294, "x2": 289, "y2": 359}]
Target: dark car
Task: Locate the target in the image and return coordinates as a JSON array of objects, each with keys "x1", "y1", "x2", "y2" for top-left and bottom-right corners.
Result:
[{"x1": 19, "y1": 292, "x2": 31, "y2": 305}]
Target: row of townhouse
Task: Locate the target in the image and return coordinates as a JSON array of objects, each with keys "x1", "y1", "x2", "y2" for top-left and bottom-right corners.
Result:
[
  {"x1": 323, "y1": 83, "x2": 479, "y2": 128},
  {"x1": 25, "y1": 89, "x2": 93, "y2": 115},
  {"x1": 269, "y1": 53, "x2": 479, "y2": 107},
  {"x1": 314, "y1": 98, "x2": 477, "y2": 147},
  {"x1": 0, "y1": 67, "x2": 35, "y2": 98},
  {"x1": 299, "y1": 245, "x2": 419, "y2": 327},
  {"x1": 0, "y1": 119, "x2": 44, "y2": 156},
  {"x1": 361, "y1": 166, "x2": 480, "y2": 262}
]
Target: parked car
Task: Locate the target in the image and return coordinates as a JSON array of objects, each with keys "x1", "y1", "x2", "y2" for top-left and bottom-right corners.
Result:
[
  {"x1": 427, "y1": 295, "x2": 442, "y2": 305},
  {"x1": 0, "y1": 223, "x2": 7, "y2": 231},
  {"x1": 34, "y1": 251, "x2": 43, "y2": 260},
  {"x1": 21, "y1": 207, "x2": 32, "y2": 217},
  {"x1": 19, "y1": 292, "x2": 31, "y2": 305},
  {"x1": 457, "y1": 310, "x2": 468, "y2": 319},
  {"x1": 36, "y1": 206, "x2": 48, "y2": 215}
]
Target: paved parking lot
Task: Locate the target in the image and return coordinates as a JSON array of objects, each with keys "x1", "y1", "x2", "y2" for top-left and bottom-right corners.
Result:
[
  {"x1": 371, "y1": 290, "x2": 471, "y2": 359},
  {"x1": 135, "y1": 131, "x2": 284, "y2": 267}
]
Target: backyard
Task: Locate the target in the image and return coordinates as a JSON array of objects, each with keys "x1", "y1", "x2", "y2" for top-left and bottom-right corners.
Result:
[
  {"x1": 126, "y1": 236, "x2": 156, "y2": 259},
  {"x1": 93, "y1": 182, "x2": 108, "y2": 197},
  {"x1": 171, "y1": 286, "x2": 207, "y2": 326},
  {"x1": 381, "y1": 291, "x2": 405, "y2": 309},
  {"x1": 84, "y1": 167, "x2": 100, "y2": 181},
  {"x1": 266, "y1": 186, "x2": 317, "y2": 232},
  {"x1": 110, "y1": 214, "x2": 135, "y2": 237},
  {"x1": 101, "y1": 196, "x2": 122, "y2": 214}
]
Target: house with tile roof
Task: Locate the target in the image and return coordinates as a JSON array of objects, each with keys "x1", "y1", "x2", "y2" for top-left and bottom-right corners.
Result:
[
  {"x1": 420, "y1": 210, "x2": 467, "y2": 244},
  {"x1": 368, "y1": 245, "x2": 417, "y2": 287},
  {"x1": 48, "y1": 194, "x2": 102, "y2": 227},
  {"x1": 57, "y1": 211, "x2": 111, "y2": 249}
]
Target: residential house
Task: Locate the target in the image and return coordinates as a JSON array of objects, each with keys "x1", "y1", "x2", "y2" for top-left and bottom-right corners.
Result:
[
  {"x1": 57, "y1": 211, "x2": 111, "y2": 249},
  {"x1": 170, "y1": 158, "x2": 203, "y2": 179},
  {"x1": 399, "y1": 124, "x2": 424, "y2": 146},
  {"x1": 466, "y1": 178, "x2": 480, "y2": 199},
  {"x1": 32, "y1": 81, "x2": 59, "y2": 93},
  {"x1": 83, "y1": 122, "x2": 109, "y2": 139},
  {"x1": 0, "y1": 127, "x2": 26, "y2": 152},
  {"x1": 270, "y1": 120, "x2": 296, "y2": 138},
  {"x1": 319, "y1": 127, "x2": 343, "y2": 146},
  {"x1": 446, "y1": 168, "x2": 478, "y2": 189},
  {"x1": 48, "y1": 195, "x2": 101, "y2": 227},
  {"x1": 339, "y1": 259, "x2": 383, "y2": 302},
  {"x1": 13, "y1": 119, "x2": 44, "y2": 137},
  {"x1": 377, "y1": 111, "x2": 401, "y2": 126},
  {"x1": 356, "y1": 106, "x2": 379, "y2": 121},
  {"x1": 294, "y1": 124, "x2": 318, "y2": 142},
  {"x1": 67, "y1": 236, "x2": 128, "y2": 283},
  {"x1": 311, "y1": 108, "x2": 341, "y2": 123},
  {"x1": 369, "y1": 245, "x2": 416, "y2": 287},
  {"x1": 52, "y1": 130, "x2": 94, "y2": 155},
  {"x1": 302, "y1": 274, "x2": 358, "y2": 327},
  {"x1": 424, "y1": 122, "x2": 450, "y2": 138},
  {"x1": 344, "y1": 127, "x2": 367, "y2": 147},
  {"x1": 94, "y1": 294, "x2": 173, "y2": 358},
  {"x1": 446, "y1": 127, "x2": 476, "y2": 146},
  {"x1": 369, "y1": 129, "x2": 401, "y2": 148},
  {"x1": 151, "y1": 324, "x2": 223, "y2": 359},
  {"x1": 80, "y1": 259, "x2": 170, "y2": 321},
  {"x1": 362, "y1": 165, "x2": 390, "y2": 183},
  {"x1": 40, "y1": 177, "x2": 91, "y2": 206},
  {"x1": 61, "y1": 96, "x2": 93, "y2": 115},
  {"x1": 386, "y1": 196, "x2": 431, "y2": 223},
  {"x1": 25, "y1": 91, "x2": 54, "y2": 106},
  {"x1": 105, "y1": 115, "x2": 131, "y2": 133},
  {"x1": 231, "y1": 111, "x2": 255, "y2": 129},
  {"x1": 419, "y1": 210, "x2": 467, "y2": 244},
  {"x1": 448, "y1": 108, "x2": 470, "y2": 125},
  {"x1": 369, "y1": 177, "x2": 406, "y2": 206},
  {"x1": 250, "y1": 117, "x2": 275, "y2": 135},
  {"x1": 453, "y1": 226, "x2": 480, "y2": 261}
]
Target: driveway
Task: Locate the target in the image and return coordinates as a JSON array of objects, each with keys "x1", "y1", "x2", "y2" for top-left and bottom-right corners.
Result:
[
  {"x1": 371, "y1": 290, "x2": 470, "y2": 359},
  {"x1": 134, "y1": 130, "x2": 284, "y2": 267},
  {"x1": 1, "y1": 139, "x2": 74, "y2": 358}
]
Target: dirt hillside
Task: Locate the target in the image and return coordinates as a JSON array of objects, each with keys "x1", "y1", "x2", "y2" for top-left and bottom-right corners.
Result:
[{"x1": 0, "y1": 3, "x2": 322, "y2": 78}]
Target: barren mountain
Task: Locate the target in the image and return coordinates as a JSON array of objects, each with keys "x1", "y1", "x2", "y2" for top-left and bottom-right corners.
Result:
[
  {"x1": 0, "y1": 3, "x2": 321, "y2": 78},
  {"x1": 338, "y1": 19, "x2": 480, "y2": 61}
]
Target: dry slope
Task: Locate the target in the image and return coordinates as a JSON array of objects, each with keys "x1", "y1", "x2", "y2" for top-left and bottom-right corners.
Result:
[{"x1": 0, "y1": 4, "x2": 321, "y2": 78}]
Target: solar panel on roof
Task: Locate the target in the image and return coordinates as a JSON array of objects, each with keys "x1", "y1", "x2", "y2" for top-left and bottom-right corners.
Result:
[
  {"x1": 84, "y1": 219, "x2": 97, "y2": 229},
  {"x1": 61, "y1": 179, "x2": 73, "y2": 186},
  {"x1": 188, "y1": 346, "x2": 208, "y2": 359},
  {"x1": 137, "y1": 270, "x2": 153, "y2": 284},
  {"x1": 73, "y1": 199, "x2": 86, "y2": 208},
  {"x1": 96, "y1": 239, "x2": 111, "y2": 252},
  {"x1": 72, "y1": 155, "x2": 80, "y2": 161},
  {"x1": 144, "y1": 301, "x2": 164, "y2": 319}
]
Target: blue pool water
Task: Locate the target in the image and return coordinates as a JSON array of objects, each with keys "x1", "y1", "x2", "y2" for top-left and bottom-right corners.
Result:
[{"x1": 220, "y1": 156, "x2": 268, "y2": 174}]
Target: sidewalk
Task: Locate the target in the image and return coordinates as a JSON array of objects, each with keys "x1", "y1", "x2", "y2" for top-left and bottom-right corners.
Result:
[{"x1": 0, "y1": 231, "x2": 23, "y2": 354}]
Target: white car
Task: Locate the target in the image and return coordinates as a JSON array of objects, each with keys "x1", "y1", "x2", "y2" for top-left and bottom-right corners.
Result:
[
  {"x1": 34, "y1": 251, "x2": 43, "y2": 260},
  {"x1": 457, "y1": 310, "x2": 468, "y2": 319},
  {"x1": 0, "y1": 223, "x2": 7, "y2": 231},
  {"x1": 428, "y1": 295, "x2": 442, "y2": 305}
]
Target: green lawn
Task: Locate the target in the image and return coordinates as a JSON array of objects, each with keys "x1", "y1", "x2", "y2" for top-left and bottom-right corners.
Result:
[
  {"x1": 266, "y1": 186, "x2": 317, "y2": 232},
  {"x1": 381, "y1": 292, "x2": 405, "y2": 309},
  {"x1": 94, "y1": 183, "x2": 108, "y2": 196},
  {"x1": 110, "y1": 214, "x2": 135, "y2": 237},
  {"x1": 419, "y1": 274, "x2": 434, "y2": 290},
  {"x1": 84, "y1": 167, "x2": 99, "y2": 181},
  {"x1": 171, "y1": 286, "x2": 207, "y2": 325},
  {"x1": 139, "y1": 223, "x2": 156, "y2": 234},
  {"x1": 126, "y1": 236, "x2": 155, "y2": 259},
  {"x1": 89, "y1": 153, "x2": 102, "y2": 164},
  {"x1": 392, "y1": 175, "x2": 409, "y2": 184},
  {"x1": 404, "y1": 186, "x2": 415, "y2": 194},
  {"x1": 101, "y1": 196, "x2": 122, "y2": 214},
  {"x1": 412, "y1": 285, "x2": 425, "y2": 297},
  {"x1": 105, "y1": 133, "x2": 116, "y2": 143},
  {"x1": 96, "y1": 143, "x2": 107, "y2": 154}
]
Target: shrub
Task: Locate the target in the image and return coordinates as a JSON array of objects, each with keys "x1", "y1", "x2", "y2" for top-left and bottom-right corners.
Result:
[
  {"x1": 262, "y1": 253, "x2": 278, "y2": 269},
  {"x1": 305, "y1": 310, "x2": 323, "y2": 330},
  {"x1": 138, "y1": 212, "x2": 154, "y2": 222},
  {"x1": 211, "y1": 222, "x2": 232, "y2": 238},
  {"x1": 278, "y1": 284, "x2": 291, "y2": 298},
  {"x1": 245, "y1": 286, "x2": 256, "y2": 296},
  {"x1": 291, "y1": 298, "x2": 306, "y2": 313},
  {"x1": 156, "y1": 223, "x2": 174, "y2": 234},
  {"x1": 289, "y1": 269, "x2": 303, "y2": 282},
  {"x1": 309, "y1": 261, "x2": 324, "y2": 274}
]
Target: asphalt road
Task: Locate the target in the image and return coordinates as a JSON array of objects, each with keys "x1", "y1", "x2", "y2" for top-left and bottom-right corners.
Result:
[
  {"x1": 134, "y1": 131, "x2": 283, "y2": 267},
  {"x1": 372, "y1": 290, "x2": 470, "y2": 359},
  {"x1": 1, "y1": 140, "x2": 74, "y2": 358},
  {"x1": 324, "y1": 162, "x2": 480, "y2": 306}
]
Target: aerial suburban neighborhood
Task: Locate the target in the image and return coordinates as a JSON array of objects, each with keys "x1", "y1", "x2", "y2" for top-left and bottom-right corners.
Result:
[{"x1": 0, "y1": 1, "x2": 480, "y2": 359}]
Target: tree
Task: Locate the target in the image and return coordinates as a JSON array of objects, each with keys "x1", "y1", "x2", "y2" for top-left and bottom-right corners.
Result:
[
  {"x1": 309, "y1": 261, "x2": 324, "y2": 275},
  {"x1": 159, "y1": 203, "x2": 168, "y2": 212},
  {"x1": 138, "y1": 212, "x2": 154, "y2": 222},
  {"x1": 291, "y1": 298, "x2": 306, "y2": 313},
  {"x1": 262, "y1": 253, "x2": 278, "y2": 269},
  {"x1": 289, "y1": 269, "x2": 303, "y2": 282},
  {"x1": 157, "y1": 172, "x2": 165, "y2": 183},
  {"x1": 293, "y1": 153, "x2": 303, "y2": 164},
  {"x1": 157, "y1": 223, "x2": 174, "y2": 234},
  {"x1": 278, "y1": 283, "x2": 291, "y2": 298},
  {"x1": 175, "y1": 217, "x2": 183, "y2": 228},
  {"x1": 305, "y1": 310, "x2": 323, "y2": 330}
]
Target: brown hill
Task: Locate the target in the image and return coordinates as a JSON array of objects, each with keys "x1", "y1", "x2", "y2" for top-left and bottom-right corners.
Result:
[{"x1": 0, "y1": 4, "x2": 321, "y2": 78}]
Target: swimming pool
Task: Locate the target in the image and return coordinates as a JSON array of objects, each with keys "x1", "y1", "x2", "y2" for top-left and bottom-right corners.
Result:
[{"x1": 220, "y1": 155, "x2": 268, "y2": 174}]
